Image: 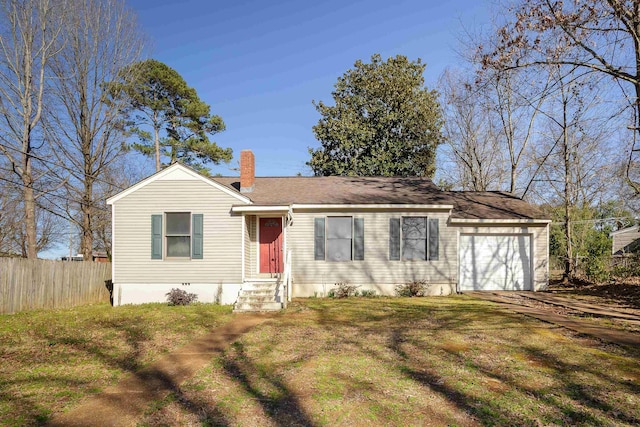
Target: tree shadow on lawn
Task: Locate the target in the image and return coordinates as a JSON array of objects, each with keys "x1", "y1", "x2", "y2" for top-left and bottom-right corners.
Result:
[
  {"x1": 390, "y1": 309, "x2": 640, "y2": 426},
  {"x1": 221, "y1": 341, "x2": 316, "y2": 427},
  {"x1": 0, "y1": 309, "x2": 232, "y2": 426},
  {"x1": 0, "y1": 376, "x2": 92, "y2": 426},
  {"x1": 519, "y1": 345, "x2": 640, "y2": 425},
  {"x1": 121, "y1": 365, "x2": 234, "y2": 427},
  {"x1": 305, "y1": 297, "x2": 640, "y2": 426}
]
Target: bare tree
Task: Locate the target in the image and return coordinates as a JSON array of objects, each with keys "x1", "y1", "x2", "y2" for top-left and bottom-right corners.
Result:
[
  {"x1": 439, "y1": 68, "x2": 506, "y2": 190},
  {"x1": 0, "y1": 164, "x2": 63, "y2": 256},
  {"x1": 91, "y1": 157, "x2": 148, "y2": 259},
  {"x1": 47, "y1": 0, "x2": 145, "y2": 261},
  {"x1": 531, "y1": 66, "x2": 613, "y2": 279},
  {"x1": 0, "y1": 168, "x2": 21, "y2": 255},
  {"x1": 482, "y1": 0, "x2": 640, "y2": 193},
  {"x1": 480, "y1": 66, "x2": 552, "y2": 196},
  {"x1": 0, "y1": 0, "x2": 65, "y2": 258}
]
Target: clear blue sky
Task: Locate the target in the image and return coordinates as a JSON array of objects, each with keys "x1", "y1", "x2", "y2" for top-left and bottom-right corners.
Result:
[{"x1": 129, "y1": 0, "x2": 491, "y2": 176}]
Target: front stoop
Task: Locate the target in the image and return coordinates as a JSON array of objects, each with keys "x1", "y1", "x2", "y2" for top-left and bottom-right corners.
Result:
[{"x1": 234, "y1": 280, "x2": 283, "y2": 312}]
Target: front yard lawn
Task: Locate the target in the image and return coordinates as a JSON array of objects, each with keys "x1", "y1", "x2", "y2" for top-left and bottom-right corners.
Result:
[
  {"x1": 141, "y1": 296, "x2": 640, "y2": 427},
  {"x1": 2, "y1": 296, "x2": 639, "y2": 426},
  {"x1": 0, "y1": 302, "x2": 233, "y2": 426}
]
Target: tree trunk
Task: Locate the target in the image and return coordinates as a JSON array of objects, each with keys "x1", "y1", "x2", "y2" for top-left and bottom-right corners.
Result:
[
  {"x1": 21, "y1": 89, "x2": 37, "y2": 259},
  {"x1": 80, "y1": 179, "x2": 93, "y2": 262},
  {"x1": 154, "y1": 110, "x2": 160, "y2": 171},
  {"x1": 22, "y1": 170, "x2": 38, "y2": 259},
  {"x1": 80, "y1": 82, "x2": 93, "y2": 262},
  {"x1": 562, "y1": 92, "x2": 573, "y2": 282}
]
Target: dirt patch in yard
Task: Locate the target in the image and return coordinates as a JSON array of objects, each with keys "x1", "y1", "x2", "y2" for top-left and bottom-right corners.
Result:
[{"x1": 549, "y1": 277, "x2": 640, "y2": 311}]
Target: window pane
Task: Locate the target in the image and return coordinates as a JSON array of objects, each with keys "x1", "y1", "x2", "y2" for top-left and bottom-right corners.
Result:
[
  {"x1": 389, "y1": 218, "x2": 401, "y2": 260},
  {"x1": 327, "y1": 238, "x2": 352, "y2": 261},
  {"x1": 314, "y1": 218, "x2": 325, "y2": 260},
  {"x1": 428, "y1": 218, "x2": 439, "y2": 261},
  {"x1": 403, "y1": 238, "x2": 426, "y2": 260},
  {"x1": 402, "y1": 217, "x2": 426, "y2": 239},
  {"x1": 166, "y1": 213, "x2": 190, "y2": 235},
  {"x1": 327, "y1": 217, "x2": 352, "y2": 239},
  {"x1": 167, "y1": 236, "x2": 191, "y2": 257}
]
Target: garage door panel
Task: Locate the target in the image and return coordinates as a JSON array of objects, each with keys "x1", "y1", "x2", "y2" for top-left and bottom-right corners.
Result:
[{"x1": 459, "y1": 234, "x2": 531, "y2": 291}]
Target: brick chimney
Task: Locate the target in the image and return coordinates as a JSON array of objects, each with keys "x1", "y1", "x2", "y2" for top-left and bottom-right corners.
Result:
[{"x1": 240, "y1": 150, "x2": 255, "y2": 193}]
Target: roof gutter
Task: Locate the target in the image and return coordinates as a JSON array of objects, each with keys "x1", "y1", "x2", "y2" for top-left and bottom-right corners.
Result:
[
  {"x1": 449, "y1": 218, "x2": 551, "y2": 225},
  {"x1": 291, "y1": 204, "x2": 454, "y2": 210},
  {"x1": 231, "y1": 204, "x2": 454, "y2": 213},
  {"x1": 231, "y1": 205, "x2": 290, "y2": 213}
]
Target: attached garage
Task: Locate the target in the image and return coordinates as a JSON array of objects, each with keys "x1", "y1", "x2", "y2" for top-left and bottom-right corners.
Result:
[{"x1": 459, "y1": 234, "x2": 532, "y2": 291}]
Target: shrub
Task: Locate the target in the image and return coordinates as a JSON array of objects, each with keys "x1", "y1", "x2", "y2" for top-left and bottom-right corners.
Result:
[
  {"x1": 611, "y1": 254, "x2": 640, "y2": 278},
  {"x1": 359, "y1": 289, "x2": 377, "y2": 298},
  {"x1": 328, "y1": 282, "x2": 360, "y2": 298},
  {"x1": 166, "y1": 288, "x2": 198, "y2": 306},
  {"x1": 584, "y1": 256, "x2": 610, "y2": 283},
  {"x1": 395, "y1": 280, "x2": 428, "y2": 297}
]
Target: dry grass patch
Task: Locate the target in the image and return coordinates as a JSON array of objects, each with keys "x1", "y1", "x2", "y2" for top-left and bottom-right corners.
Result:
[
  {"x1": 139, "y1": 296, "x2": 640, "y2": 426},
  {"x1": 0, "y1": 302, "x2": 232, "y2": 426}
]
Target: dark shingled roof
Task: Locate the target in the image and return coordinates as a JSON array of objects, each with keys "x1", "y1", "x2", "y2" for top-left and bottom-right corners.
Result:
[
  {"x1": 446, "y1": 191, "x2": 546, "y2": 220},
  {"x1": 213, "y1": 176, "x2": 449, "y2": 205},
  {"x1": 212, "y1": 176, "x2": 547, "y2": 220}
]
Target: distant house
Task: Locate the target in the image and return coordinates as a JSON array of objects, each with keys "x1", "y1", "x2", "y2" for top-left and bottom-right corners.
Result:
[
  {"x1": 610, "y1": 226, "x2": 640, "y2": 255},
  {"x1": 106, "y1": 150, "x2": 550, "y2": 310},
  {"x1": 61, "y1": 252, "x2": 109, "y2": 262}
]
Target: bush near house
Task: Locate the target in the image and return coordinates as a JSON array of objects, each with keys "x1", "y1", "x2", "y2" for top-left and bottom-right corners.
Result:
[
  {"x1": 327, "y1": 282, "x2": 360, "y2": 298},
  {"x1": 166, "y1": 288, "x2": 198, "y2": 306},
  {"x1": 395, "y1": 280, "x2": 429, "y2": 297}
]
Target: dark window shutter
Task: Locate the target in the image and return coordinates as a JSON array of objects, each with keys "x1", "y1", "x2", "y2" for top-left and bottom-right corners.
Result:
[
  {"x1": 353, "y1": 218, "x2": 364, "y2": 260},
  {"x1": 151, "y1": 215, "x2": 162, "y2": 259},
  {"x1": 314, "y1": 217, "x2": 325, "y2": 260},
  {"x1": 428, "y1": 218, "x2": 439, "y2": 261},
  {"x1": 192, "y1": 214, "x2": 203, "y2": 259},
  {"x1": 389, "y1": 218, "x2": 400, "y2": 260}
]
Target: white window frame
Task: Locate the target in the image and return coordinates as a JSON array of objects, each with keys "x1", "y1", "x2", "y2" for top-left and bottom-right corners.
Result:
[
  {"x1": 165, "y1": 212, "x2": 191, "y2": 259},
  {"x1": 401, "y1": 216, "x2": 428, "y2": 261},
  {"x1": 326, "y1": 216, "x2": 354, "y2": 262}
]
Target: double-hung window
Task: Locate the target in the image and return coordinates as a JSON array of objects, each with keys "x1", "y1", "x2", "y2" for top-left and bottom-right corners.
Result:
[
  {"x1": 151, "y1": 213, "x2": 203, "y2": 260},
  {"x1": 389, "y1": 216, "x2": 439, "y2": 261},
  {"x1": 314, "y1": 216, "x2": 364, "y2": 261},
  {"x1": 166, "y1": 212, "x2": 191, "y2": 257}
]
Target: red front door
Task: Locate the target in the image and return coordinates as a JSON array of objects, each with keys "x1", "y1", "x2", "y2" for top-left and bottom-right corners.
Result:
[{"x1": 259, "y1": 217, "x2": 283, "y2": 273}]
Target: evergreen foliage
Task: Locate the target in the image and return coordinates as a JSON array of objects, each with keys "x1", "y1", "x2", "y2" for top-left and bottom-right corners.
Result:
[
  {"x1": 308, "y1": 54, "x2": 443, "y2": 177},
  {"x1": 109, "y1": 59, "x2": 231, "y2": 174}
]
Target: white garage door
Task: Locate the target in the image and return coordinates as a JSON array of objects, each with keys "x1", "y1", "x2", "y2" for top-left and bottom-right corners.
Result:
[{"x1": 459, "y1": 234, "x2": 531, "y2": 291}]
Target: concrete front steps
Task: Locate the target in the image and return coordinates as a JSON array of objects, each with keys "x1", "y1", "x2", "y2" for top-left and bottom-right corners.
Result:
[{"x1": 233, "y1": 280, "x2": 283, "y2": 312}]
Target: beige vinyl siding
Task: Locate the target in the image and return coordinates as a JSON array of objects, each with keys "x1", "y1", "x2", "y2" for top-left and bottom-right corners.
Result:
[
  {"x1": 113, "y1": 180, "x2": 244, "y2": 284},
  {"x1": 287, "y1": 210, "x2": 456, "y2": 286},
  {"x1": 454, "y1": 224, "x2": 549, "y2": 291},
  {"x1": 612, "y1": 228, "x2": 640, "y2": 255}
]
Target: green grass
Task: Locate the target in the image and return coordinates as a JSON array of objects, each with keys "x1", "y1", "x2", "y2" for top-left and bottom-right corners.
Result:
[
  {"x1": 3, "y1": 297, "x2": 639, "y2": 426},
  {"x1": 0, "y1": 302, "x2": 233, "y2": 426},
  {"x1": 140, "y1": 296, "x2": 640, "y2": 426}
]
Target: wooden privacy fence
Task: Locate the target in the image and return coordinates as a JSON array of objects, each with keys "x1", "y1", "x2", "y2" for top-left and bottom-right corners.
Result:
[{"x1": 0, "y1": 258, "x2": 111, "y2": 314}]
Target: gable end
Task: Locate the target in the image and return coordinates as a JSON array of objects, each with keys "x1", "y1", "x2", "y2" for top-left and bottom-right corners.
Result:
[{"x1": 107, "y1": 163, "x2": 252, "y2": 205}]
